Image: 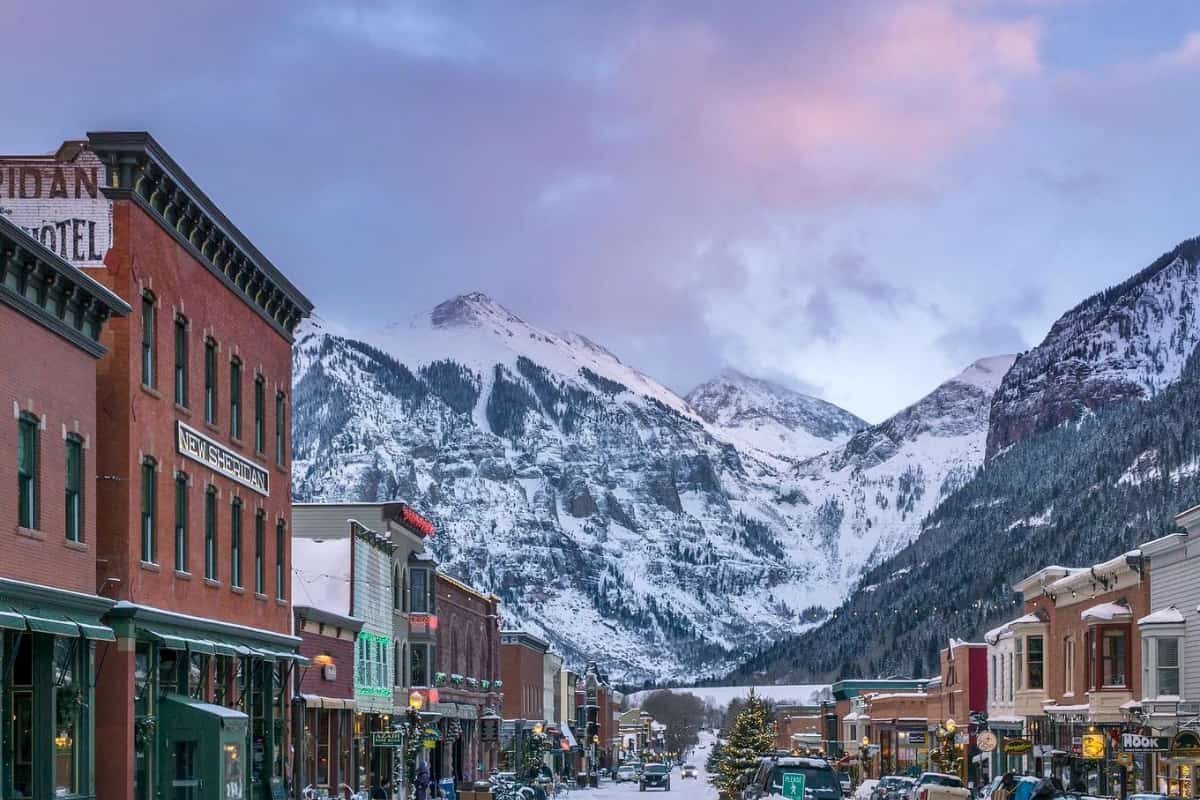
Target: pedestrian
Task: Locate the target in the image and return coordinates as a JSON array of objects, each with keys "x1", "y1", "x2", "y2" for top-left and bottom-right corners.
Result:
[
  {"x1": 416, "y1": 760, "x2": 432, "y2": 800},
  {"x1": 371, "y1": 778, "x2": 391, "y2": 800}
]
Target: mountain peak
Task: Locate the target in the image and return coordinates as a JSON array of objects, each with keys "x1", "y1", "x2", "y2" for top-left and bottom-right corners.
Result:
[{"x1": 430, "y1": 292, "x2": 526, "y2": 330}]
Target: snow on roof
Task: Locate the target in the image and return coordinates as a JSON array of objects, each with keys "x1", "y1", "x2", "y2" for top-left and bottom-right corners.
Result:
[
  {"x1": 292, "y1": 538, "x2": 352, "y2": 616},
  {"x1": 1010, "y1": 612, "x2": 1045, "y2": 626},
  {"x1": 1044, "y1": 703, "x2": 1089, "y2": 713},
  {"x1": 1081, "y1": 602, "x2": 1132, "y2": 622},
  {"x1": 627, "y1": 684, "x2": 830, "y2": 708},
  {"x1": 984, "y1": 621, "x2": 1015, "y2": 644},
  {"x1": 1138, "y1": 607, "x2": 1185, "y2": 626},
  {"x1": 1121, "y1": 700, "x2": 1142, "y2": 710}
]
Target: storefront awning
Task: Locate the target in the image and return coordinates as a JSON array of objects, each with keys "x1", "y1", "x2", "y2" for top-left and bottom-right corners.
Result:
[
  {"x1": 3, "y1": 604, "x2": 115, "y2": 640},
  {"x1": 561, "y1": 721, "x2": 579, "y2": 749},
  {"x1": 301, "y1": 694, "x2": 356, "y2": 710}
]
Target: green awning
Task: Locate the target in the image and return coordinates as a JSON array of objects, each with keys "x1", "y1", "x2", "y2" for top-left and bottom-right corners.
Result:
[
  {"x1": 210, "y1": 641, "x2": 240, "y2": 657},
  {"x1": 187, "y1": 639, "x2": 216, "y2": 655},
  {"x1": 18, "y1": 607, "x2": 80, "y2": 638},
  {"x1": 142, "y1": 630, "x2": 191, "y2": 650},
  {"x1": 0, "y1": 609, "x2": 26, "y2": 630},
  {"x1": 69, "y1": 617, "x2": 116, "y2": 641}
]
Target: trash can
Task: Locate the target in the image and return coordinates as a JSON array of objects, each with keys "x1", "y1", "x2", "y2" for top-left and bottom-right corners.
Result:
[{"x1": 439, "y1": 778, "x2": 458, "y2": 800}]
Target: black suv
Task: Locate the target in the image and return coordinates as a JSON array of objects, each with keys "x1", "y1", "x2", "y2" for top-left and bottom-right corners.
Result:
[
  {"x1": 641, "y1": 764, "x2": 671, "y2": 792},
  {"x1": 744, "y1": 756, "x2": 841, "y2": 800}
]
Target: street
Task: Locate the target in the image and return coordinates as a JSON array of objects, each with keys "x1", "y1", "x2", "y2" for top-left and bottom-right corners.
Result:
[{"x1": 586, "y1": 734, "x2": 719, "y2": 800}]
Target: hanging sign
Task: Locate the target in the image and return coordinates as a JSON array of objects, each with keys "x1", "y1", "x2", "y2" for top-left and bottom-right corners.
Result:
[
  {"x1": 1121, "y1": 734, "x2": 1169, "y2": 753},
  {"x1": 1081, "y1": 735, "x2": 1106, "y2": 760},
  {"x1": 1170, "y1": 731, "x2": 1200, "y2": 759},
  {"x1": 977, "y1": 732, "x2": 997, "y2": 753},
  {"x1": 372, "y1": 731, "x2": 405, "y2": 748},
  {"x1": 1003, "y1": 739, "x2": 1033, "y2": 755}
]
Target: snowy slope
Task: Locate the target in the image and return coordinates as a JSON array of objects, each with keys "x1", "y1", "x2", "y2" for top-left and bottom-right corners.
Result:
[
  {"x1": 290, "y1": 293, "x2": 1008, "y2": 681},
  {"x1": 786, "y1": 355, "x2": 1016, "y2": 585},
  {"x1": 686, "y1": 370, "x2": 866, "y2": 461},
  {"x1": 988, "y1": 238, "x2": 1200, "y2": 457}
]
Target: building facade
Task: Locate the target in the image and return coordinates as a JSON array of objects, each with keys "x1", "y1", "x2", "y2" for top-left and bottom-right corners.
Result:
[
  {"x1": 432, "y1": 572, "x2": 502, "y2": 784},
  {"x1": 295, "y1": 605, "x2": 364, "y2": 793},
  {"x1": 1, "y1": 132, "x2": 313, "y2": 800},
  {"x1": 0, "y1": 214, "x2": 129, "y2": 799}
]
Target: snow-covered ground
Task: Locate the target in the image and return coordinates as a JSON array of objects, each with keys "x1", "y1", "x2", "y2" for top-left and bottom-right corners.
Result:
[
  {"x1": 589, "y1": 732, "x2": 718, "y2": 800},
  {"x1": 627, "y1": 685, "x2": 830, "y2": 709}
]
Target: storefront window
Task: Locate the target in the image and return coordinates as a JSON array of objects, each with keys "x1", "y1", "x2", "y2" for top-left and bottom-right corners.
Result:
[
  {"x1": 53, "y1": 638, "x2": 82, "y2": 796},
  {"x1": 189, "y1": 652, "x2": 209, "y2": 699},
  {"x1": 214, "y1": 655, "x2": 233, "y2": 706},
  {"x1": 134, "y1": 641, "x2": 154, "y2": 800},
  {"x1": 8, "y1": 633, "x2": 33, "y2": 799}
]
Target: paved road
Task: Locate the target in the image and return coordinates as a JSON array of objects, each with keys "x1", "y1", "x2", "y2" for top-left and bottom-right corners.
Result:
[{"x1": 584, "y1": 734, "x2": 719, "y2": 800}]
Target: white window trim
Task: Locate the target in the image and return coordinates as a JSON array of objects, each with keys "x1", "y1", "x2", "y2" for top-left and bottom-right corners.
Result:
[{"x1": 1139, "y1": 626, "x2": 1185, "y2": 701}]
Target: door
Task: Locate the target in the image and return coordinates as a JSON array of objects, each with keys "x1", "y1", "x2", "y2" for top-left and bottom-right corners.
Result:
[{"x1": 172, "y1": 739, "x2": 202, "y2": 800}]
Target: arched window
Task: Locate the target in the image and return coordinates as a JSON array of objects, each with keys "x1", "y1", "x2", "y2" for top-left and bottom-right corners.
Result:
[
  {"x1": 141, "y1": 290, "x2": 156, "y2": 388},
  {"x1": 393, "y1": 564, "x2": 402, "y2": 611}
]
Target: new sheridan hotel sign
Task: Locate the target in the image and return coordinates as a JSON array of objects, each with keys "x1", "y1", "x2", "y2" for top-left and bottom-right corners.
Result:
[{"x1": 176, "y1": 421, "x2": 270, "y2": 496}]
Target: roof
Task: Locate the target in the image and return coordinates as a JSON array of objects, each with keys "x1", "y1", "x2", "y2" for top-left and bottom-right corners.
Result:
[
  {"x1": 1080, "y1": 602, "x2": 1132, "y2": 622},
  {"x1": 1138, "y1": 607, "x2": 1185, "y2": 626},
  {"x1": 501, "y1": 629, "x2": 550, "y2": 653},
  {"x1": 293, "y1": 604, "x2": 364, "y2": 632},
  {"x1": 436, "y1": 570, "x2": 498, "y2": 604}
]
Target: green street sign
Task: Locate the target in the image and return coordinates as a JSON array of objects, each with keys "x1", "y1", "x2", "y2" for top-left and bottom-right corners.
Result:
[
  {"x1": 372, "y1": 731, "x2": 404, "y2": 747},
  {"x1": 782, "y1": 773, "x2": 806, "y2": 800}
]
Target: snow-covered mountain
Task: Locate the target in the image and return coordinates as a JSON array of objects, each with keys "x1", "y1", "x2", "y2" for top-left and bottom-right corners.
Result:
[
  {"x1": 290, "y1": 292, "x2": 1007, "y2": 681},
  {"x1": 787, "y1": 355, "x2": 1015, "y2": 581},
  {"x1": 988, "y1": 237, "x2": 1200, "y2": 458},
  {"x1": 686, "y1": 370, "x2": 866, "y2": 461}
]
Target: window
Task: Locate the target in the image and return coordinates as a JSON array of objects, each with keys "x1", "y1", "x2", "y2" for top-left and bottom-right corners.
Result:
[
  {"x1": 410, "y1": 568, "x2": 430, "y2": 613},
  {"x1": 65, "y1": 435, "x2": 83, "y2": 542},
  {"x1": 230, "y1": 358, "x2": 242, "y2": 439},
  {"x1": 204, "y1": 338, "x2": 218, "y2": 424},
  {"x1": 410, "y1": 643, "x2": 432, "y2": 686},
  {"x1": 1015, "y1": 638, "x2": 1024, "y2": 691},
  {"x1": 275, "y1": 519, "x2": 286, "y2": 599},
  {"x1": 174, "y1": 316, "x2": 188, "y2": 406},
  {"x1": 141, "y1": 291, "x2": 156, "y2": 388},
  {"x1": 140, "y1": 459, "x2": 157, "y2": 563},
  {"x1": 255, "y1": 511, "x2": 265, "y2": 595},
  {"x1": 1157, "y1": 638, "x2": 1181, "y2": 696},
  {"x1": 1102, "y1": 628, "x2": 1128, "y2": 687},
  {"x1": 1007, "y1": 652, "x2": 1014, "y2": 700},
  {"x1": 1027, "y1": 635, "x2": 1044, "y2": 690},
  {"x1": 393, "y1": 564, "x2": 402, "y2": 611},
  {"x1": 275, "y1": 391, "x2": 286, "y2": 465},
  {"x1": 1070, "y1": 638, "x2": 1080, "y2": 695},
  {"x1": 174, "y1": 474, "x2": 188, "y2": 572},
  {"x1": 17, "y1": 414, "x2": 38, "y2": 528},
  {"x1": 205, "y1": 486, "x2": 218, "y2": 580},
  {"x1": 254, "y1": 376, "x2": 265, "y2": 453},
  {"x1": 230, "y1": 499, "x2": 243, "y2": 588}
]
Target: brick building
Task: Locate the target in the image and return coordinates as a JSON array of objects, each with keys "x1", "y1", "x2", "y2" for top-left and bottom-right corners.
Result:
[
  {"x1": 432, "y1": 572, "x2": 502, "y2": 783},
  {"x1": 295, "y1": 605, "x2": 364, "y2": 792},
  {"x1": 501, "y1": 630, "x2": 549, "y2": 722},
  {"x1": 775, "y1": 705, "x2": 825, "y2": 753},
  {"x1": 1, "y1": 131, "x2": 314, "y2": 800},
  {"x1": 862, "y1": 690, "x2": 930, "y2": 776},
  {"x1": 0, "y1": 214, "x2": 129, "y2": 799}
]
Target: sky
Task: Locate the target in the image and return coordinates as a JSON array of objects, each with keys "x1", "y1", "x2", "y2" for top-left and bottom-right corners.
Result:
[{"x1": 7, "y1": 0, "x2": 1200, "y2": 422}]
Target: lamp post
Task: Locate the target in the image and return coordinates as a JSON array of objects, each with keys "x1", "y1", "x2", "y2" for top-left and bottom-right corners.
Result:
[{"x1": 861, "y1": 737, "x2": 871, "y2": 780}]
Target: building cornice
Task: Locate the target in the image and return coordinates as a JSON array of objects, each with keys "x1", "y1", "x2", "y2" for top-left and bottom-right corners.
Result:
[{"x1": 86, "y1": 131, "x2": 312, "y2": 341}]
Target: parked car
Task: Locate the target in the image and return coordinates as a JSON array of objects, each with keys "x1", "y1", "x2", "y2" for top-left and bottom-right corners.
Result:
[
  {"x1": 856, "y1": 780, "x2": 881, "y2": 800},
  {"x1": 875, "y1": 776, "x2": 917, "y2": 800},
  {"x1": 839, "y1": 774, "x2": 852, "y2": 797},
  {"x1": 744, "y1": 756, "x2": 841, "y2": 800},
  {"x1": 641, "y1": 764, "x2": 671, "y2": 792},
  {"x1": 681, "y1": 765, "x2": 698, "y2": 779},
  {"x1": 911, "y1": 773, "x2": 969, "y2": 800},
  {"x1": 618, "y1": 766, "x2": 638, "y2": 783}
]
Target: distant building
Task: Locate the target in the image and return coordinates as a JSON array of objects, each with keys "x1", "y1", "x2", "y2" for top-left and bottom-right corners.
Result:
[{"x1": 295, "y1": 605, "x2": 364, "y2": 791}]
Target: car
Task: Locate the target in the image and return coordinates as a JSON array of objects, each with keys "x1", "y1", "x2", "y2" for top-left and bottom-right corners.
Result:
[
  {"x1": 856, "y1": 780, "x2": 881, "y2": 800},
  {"x1": 640, "y1": 764, "x2": 671, "y2": 792},
  {"x1": 744, "y1": 756, "x2": 841, "y2": 800},
  {"x1": 875, "y1": 776, "x2": 917, "y2": 800},
  {"x1": 839, "y1": 773, "x2": 852, "y2": 797},
  {"x1": 617, "y1": 766, "x2": 638, "y2": 783},
  {"x1": 681, "y1": 765, "x2": 698, "y2": 779},
  {"x1": 911, "y1": 773, "x2": 968, "y2": 800}
]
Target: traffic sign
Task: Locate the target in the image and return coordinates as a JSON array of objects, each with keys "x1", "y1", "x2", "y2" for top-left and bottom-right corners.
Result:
[{"x1": 782, "y1": 773, "x2": 807, "y2": 800}]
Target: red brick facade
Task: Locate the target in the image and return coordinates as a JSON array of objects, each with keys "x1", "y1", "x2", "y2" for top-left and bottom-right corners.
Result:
[
  {"x1": 502, "y1": 633, "x2": 549, "y2": 720},
  {"x1": 0, "y1": 302, "x2": 101, "y2": 593}
]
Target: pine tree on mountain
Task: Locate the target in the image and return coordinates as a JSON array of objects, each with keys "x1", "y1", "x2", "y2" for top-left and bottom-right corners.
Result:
[{"x1": 713, "y1": 691, "x2": 775, "y2": 797}]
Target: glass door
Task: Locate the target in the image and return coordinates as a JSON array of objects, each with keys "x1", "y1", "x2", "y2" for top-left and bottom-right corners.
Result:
[{"x1": 172, "y1": 740, "x2": 201, "y2": 800}]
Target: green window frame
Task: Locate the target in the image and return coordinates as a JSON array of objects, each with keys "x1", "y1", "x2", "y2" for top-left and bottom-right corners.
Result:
[
  {"x1": 230, "y1": 498, "x2": 243, "y2": 588},
  {"x1": 17, "y1": 413, "x2": 38, "y2": 529},
  {"x1": 174, "y1": 316, "x2": 188, "y2": 407},
  {"x1": 254, "y1": 375, "x2": 265, "y2": 453},
  {"x1": 204, "y1": 338, "x2": 218, "y2": 424},
  {"x1": 205, "y1": 486, "x2": 218, "y2": 580},
  {"x1": 274, "y1": 391, "x2": 286, "y2": 465},
  {"x1": 230, "y1": 358, "x2": 242, "y2": 440},
  {"x1": 255, "y1": 510, "x2": 265, "y2": 595},
  {"x1": 175, "y1": 473, "x2": 189, "y2": 572},
  {"x1": 140, "y1": 458, "x2": 157, "y2": 563},
  {"x1": 275, "y1": 519, "x2": 286, "y2": 599},
  {"x1": 65, "y1": 434, "x2": 83, "y2": 542},
  {"x1": 141, "y1": 291, "x2": 156, "y2": 388}
]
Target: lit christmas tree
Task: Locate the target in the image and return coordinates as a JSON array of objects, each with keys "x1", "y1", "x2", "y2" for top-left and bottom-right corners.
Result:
[{"x1": 713, "y1": 691, "x2": 776, "y2": 797}]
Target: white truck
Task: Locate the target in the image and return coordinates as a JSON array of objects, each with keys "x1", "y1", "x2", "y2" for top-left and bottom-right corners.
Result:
[{"x1": 911, "y1": 773, "x2": 970, "y2": 800}]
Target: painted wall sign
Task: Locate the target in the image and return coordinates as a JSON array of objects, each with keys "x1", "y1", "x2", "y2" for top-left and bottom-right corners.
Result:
[
  {"x1": 0, "y1": 149, "x2": 112, "y2": 267},
  {"x1": 176, "y1": 421, "x2": 270, "y2": 496}
]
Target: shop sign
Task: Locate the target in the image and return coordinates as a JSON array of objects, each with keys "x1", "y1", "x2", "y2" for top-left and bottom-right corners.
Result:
[
  {"x1": 1121, "y1": 734, "x2": 1169, "y2": 753},
  {"x1": 372, "y1": 731, "x2": 404, "y2": 748},
  {"x1": 322, "y1": 663, "x2": 337, "y2": 681},
  {"x1": 1116, "y1": 753, "x2": 1134, "y2": 768},
  {"x1": 177, "y1": 421, "x2": 269, "y2": 496},
  {"x1": 1170, "y1": 730, "x2": 1200, "y2": 759},
  {"x1": 908, "y1": 732, "x2": 926, "y2": 745},
  {"x1": 977, "y1": 732, "x2": 997, "y2": 753},
  {"x1": 1004, "y1": 739, "x2": 1033, "y2": 755},
  {"x1": 1081, "y1": 734, "x2": 1106, "y2": 760}
]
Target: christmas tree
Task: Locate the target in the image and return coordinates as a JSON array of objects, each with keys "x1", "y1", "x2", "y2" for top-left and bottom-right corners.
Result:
[
  {"x1": 713, "y1": 690, "x2": 776, "y2": 797},
  {"x1": 928, "y1": 724, "x2": 962, "y2": 776}
]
